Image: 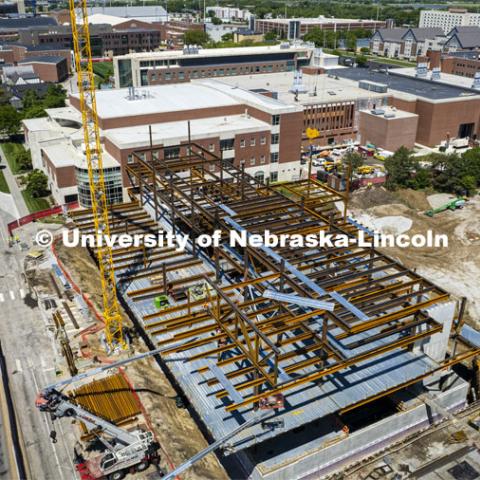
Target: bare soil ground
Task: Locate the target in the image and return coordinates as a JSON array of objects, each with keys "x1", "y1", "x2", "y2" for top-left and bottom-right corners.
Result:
[
  {"x1": 349, "y1": 187, "x2": 480, "y2": 327},
  {"x1": 55, "y1": 242, "x2": 228, "y2": 480}
]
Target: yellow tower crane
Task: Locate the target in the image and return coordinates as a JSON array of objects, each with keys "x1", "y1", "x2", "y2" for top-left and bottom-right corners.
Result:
[{"x1": 68, "y1": 1, "x2": 125, "y2": 349}]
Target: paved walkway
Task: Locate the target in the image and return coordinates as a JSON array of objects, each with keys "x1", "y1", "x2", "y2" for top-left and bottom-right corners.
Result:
[{"x1": 0, "y1": 145, "x2": 29, "y2": 218}]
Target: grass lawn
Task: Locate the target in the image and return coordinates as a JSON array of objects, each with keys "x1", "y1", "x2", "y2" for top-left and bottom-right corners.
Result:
[
  {"x1": 21, "y1": 189, "x2": 50, "y2": 213},
  {"x1": 93, "y1": 61, "x2": 113, "y2": 80},
  {"x1": 1, "y1": 142, "x2": 29, "y2": 174},
  {"x1": 0, "y1": 170, "x2": 10, "y2": 193}
]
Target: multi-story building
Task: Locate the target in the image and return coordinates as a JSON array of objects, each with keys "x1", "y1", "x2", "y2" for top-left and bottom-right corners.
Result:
[
  {"x1": 18, "y1": 22, "x2": 163, "y2": 57},
  {"x1": 370, "y1": 27, "x2": 444, "y2": 60},
  {"x1": 443, "y1": 26, "x2": 480, "y2": 52},
  {"x1": 206, "y1": 6, "x2": 252, "y2": 22},
  {"x1": 331, "y1": 67, "x2": 480, "y2": 147},
  {"x1": 217, "y1": 69, "x2": 390, "y2": 150},
  {"x1": 419, "y1": 8, "x2": 480, "y2": 34},
  {"x1": 0, "y1": 16, "x2": 57, "y2": 42},
  {"x1": 113, "y1": 43, "x2": 315, "y2": 88},
  {"x1": 422, "y1": 49, "x2": 480, "y2": 79},
  {"x1": 255, "y1": 17, "x2": 386, "y2": 40},
  {"x1": 23, "y1": 81, "x2": 303, "y2": 205}
]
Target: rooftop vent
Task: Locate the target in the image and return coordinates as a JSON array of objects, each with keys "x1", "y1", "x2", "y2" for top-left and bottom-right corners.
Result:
[
  {"x1": 431, "y1": 67, "x2": 441, "y2": 81},
  {"x1": 472, "y1": 72, "x2": 480, "y2": 91},
  {"x1": 415, "y1": 62, "x2": 428, "y2": 79},
  {"x1": 289, "y1": 70, "x2": 307, "y2": 94},
  {"x1": 183, "y1": 45, "x2": 200, "y2": 55}
]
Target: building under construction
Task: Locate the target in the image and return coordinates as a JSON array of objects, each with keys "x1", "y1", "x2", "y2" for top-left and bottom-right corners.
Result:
[{"x1": 69, "y1": 143, "x2": 479, "y2": 479}]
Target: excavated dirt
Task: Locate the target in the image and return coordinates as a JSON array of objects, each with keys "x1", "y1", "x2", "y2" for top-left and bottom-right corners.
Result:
[
  {"x1": 349, "y1": 187, "x2": 480, "y2": 327},
  {"x1": 54, "y1": 241, "x2": 228, "y2": 480}
]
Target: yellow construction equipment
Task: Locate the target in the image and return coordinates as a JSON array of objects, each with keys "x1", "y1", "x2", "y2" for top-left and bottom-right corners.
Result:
[{"x1": 69, "y1": 1, "x2": 125, "y2": 349}]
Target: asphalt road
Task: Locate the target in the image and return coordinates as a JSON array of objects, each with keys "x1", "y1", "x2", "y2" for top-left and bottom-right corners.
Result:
[{"x1": 0, "y1": 207, "x2": 77, "y2": 480}]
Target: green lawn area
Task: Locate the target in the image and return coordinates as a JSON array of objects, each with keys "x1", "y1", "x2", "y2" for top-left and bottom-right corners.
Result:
[
  {"x1": 1, "y1": 142, "x2": 29, "y2": 174},
  {"x1": 0, "y1": 170, "x2": 10, "y2": 193},
  {"x1": 21, "y1": 189, "x2": 50, "y2": 213},
  {"x1": 92, "y1": 61, "x2": 113, "y2": 80}
]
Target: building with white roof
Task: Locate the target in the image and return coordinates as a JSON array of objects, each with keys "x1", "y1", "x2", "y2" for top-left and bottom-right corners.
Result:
[{"x1": 23, "y1": 79, "x2": 304, "y2": 206}]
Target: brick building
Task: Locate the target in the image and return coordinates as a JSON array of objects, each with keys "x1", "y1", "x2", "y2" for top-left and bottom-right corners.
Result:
[
  {"x1": 331, "y1": 67, "x2": 480, "y2": 147},
  {"x1": 18, "y1": 56, "x2": 68, "y2": 82},
  {"x1": 113, "y1": 43, "x2": 315, "y2": 88},
  {"x1": 0, "y1": 43, "x2": 72, "y2": 71},
  {"x1": 23, "y1": 81, "x2": 303, "y2": 206}
]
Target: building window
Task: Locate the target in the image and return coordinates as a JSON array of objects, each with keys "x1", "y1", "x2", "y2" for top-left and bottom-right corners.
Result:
[
  {"x1": 254, "y1": 171, "x2": 265, "y2": 183},
  {"x1": 250, "y1": 157, "x2": 255, "y2": 166},
  {"x1": 127, "y1": 154, "x2": 134, "y2": 164},
  {"x1": 272, "y1": 115, "x2": 280, "y2": 125},
  {"x1": 250, "y1": 138, "x2": 256, "y2": 147},
  {"x1": 270, "y1": 152, "x2": 279, "y2": 163},
  {"x1": 271, "y1": 133, "x2": 279, "y2": 144},
  {"x1": 240, "y1": 139, "x2": 246, "y2": 148},
  {"x1": 165, "y1": 72, "x2": 171, "y2": 81},
  {"x1": 220, "y1": 139, "x2": 234, "y2": 151},
  {"x1": 260, "y1": 136, "x2": 266, "y2": 145},
  {"x1": 260, "y1": 155, "x2": 266, "y2": 164},
  {"x1": 164, "y1": 146, "x2": 180, "y2": 159},
  {"x1": 178, "y1": 71, "x2": 185, "y2": 80},
  {"x1": 270, "y1": 171, "x2": 278, "y2": 182},
  {"x1": 209, "y1": 144, "x2": 215, "y2": 152}
]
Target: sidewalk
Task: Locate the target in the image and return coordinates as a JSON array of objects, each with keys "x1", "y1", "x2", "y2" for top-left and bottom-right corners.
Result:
[{"x1": 0, "y1": 145, "x2": 29, "y2": 218}]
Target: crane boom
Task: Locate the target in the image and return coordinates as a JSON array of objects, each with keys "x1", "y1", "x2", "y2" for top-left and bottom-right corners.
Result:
[{"x1": 68, "y1": 1, "x2": 125, "y2": 349}]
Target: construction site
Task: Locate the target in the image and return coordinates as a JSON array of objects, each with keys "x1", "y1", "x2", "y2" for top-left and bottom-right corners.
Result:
[
  {"x1": 1, "y1": 3, "x2": 480, "y2": 480},
  {"x1": 7, "y1": 139, "x2": 475, "y2": 480}
]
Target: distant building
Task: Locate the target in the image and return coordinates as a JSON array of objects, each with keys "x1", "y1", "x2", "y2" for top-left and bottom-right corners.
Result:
[
  {"x1": 0, "y1": 42, "x2": 72, "y2": 72},
  {"x1": 19, "y1": 56, "x2": 68, "y2": 83},
  {"x1": 255, "y1": 17, "x2": 386, "y2": 40},
  {"x1": 234, "y1": 29, "x2": 264, "y2": 44},
  {"x1": 443, "y1": 26, "x2": 480, "y2": 52},
  {"x1": 370, "y1": 27, "x2": 444, "y2": 60},
  {"x1": 0, "y1": 16, "x2": 57, "y2": 42},
  {"x1": 419, "y1": 8, "x2": 480, "y2": 34},
  {"x1": 2, "y1": 64, "x2": 41, "y2": 85},
  {"x1": 206, "y1": 6, "x2": 252, "y2": 22},
  {"x1": 113, "y1": 43, "x2": 316, "y2": 88}
]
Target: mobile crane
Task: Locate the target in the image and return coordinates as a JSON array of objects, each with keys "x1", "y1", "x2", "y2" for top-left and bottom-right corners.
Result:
[{"x1": 35, "y1": 344, "x2": 271, "y2": 480}]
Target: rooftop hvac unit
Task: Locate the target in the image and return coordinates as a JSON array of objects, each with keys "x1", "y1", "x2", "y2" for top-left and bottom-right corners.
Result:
[
  {"x1": 384, "y1": 112, "x2": 396, "y2": 118},
  {"x1": 472, "y1": 72, "x2": 480, "y2": 91},
  {"x1": 358, "y1": 80, "x2": 388, "y2": 93},
  {"x1": 431, "y1": 67, "x2": 441, "y2": 80},
  {"x1": 371, "y1": 109, "x2": 385, "y2": 115},
  {"x1": 415, "y1": 62, "x2": 428, "y2": 78}
]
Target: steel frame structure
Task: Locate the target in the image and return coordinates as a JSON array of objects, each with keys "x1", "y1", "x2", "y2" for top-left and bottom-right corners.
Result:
[{"x1": 110, "y1": 143, "x2": 480, "y2": 415}]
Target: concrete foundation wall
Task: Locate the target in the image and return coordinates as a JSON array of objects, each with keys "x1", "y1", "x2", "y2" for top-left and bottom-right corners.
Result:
[{"x1": 249, "y1": 377, "x2": 469, "y2": 480}]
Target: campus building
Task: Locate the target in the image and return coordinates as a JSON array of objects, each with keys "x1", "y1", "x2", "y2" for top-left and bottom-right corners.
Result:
[
  {"x1": 419, "y1": 8, "x2": 480, "y2": 34},
  {"x1": 254, "y1": 17, "x2": 386, "y2": 40},
  {"x1": 23, "y1": 81, "x2": 303, "y2": 205},
  {"x1": 113, "y1": 43, "x2": 316, "y2": 88}
]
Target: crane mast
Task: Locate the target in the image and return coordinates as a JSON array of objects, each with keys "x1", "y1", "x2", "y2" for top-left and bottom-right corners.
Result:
[{"x1": 68, "y1": 1, "x2": 125, "y2": 349}]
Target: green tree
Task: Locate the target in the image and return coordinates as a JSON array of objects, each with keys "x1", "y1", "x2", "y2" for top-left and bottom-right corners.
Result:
[
  {"x1": 43, "y1": 84, "x2": 66, "y2": 109},
  {"x1": 26, "y1": 169, "x2": 49, "y2": 198},
  {"x1": 221, "y1": 32, "x2": 234, "y2": 42},
  {"x1": 355, "y1": 55, "x2": 368, "y2": 67},
  {"x1": 264, "y1": 31, "x2": 277, "y2": 42},
  {"x1": 384, "y1": 147, "x2": 417, "y2": 190},
  {"x1": 345, "y1": 32, "x2": 357, "y2": 51},
  {"x1": 412, "y1": 168, "x2": 431, "y2": 189},
  {"x1": 0, "y1": 105, "x2": 21, "y2": 137},
  {"x1": 184, "y1": 29, "x2": 210, "y2": 46},
  {"x1": 343, "y1": 151, "x2": 364, "y2": 180},
  {"x1": 16, "y1": 149, "x2": 32, "y2": 172},
  {"x1": 360, "y1": 47, "x2": 370, "y2": 54},
  {"x1": 211, "y1": 16, "x2": 222, "y2": 25}
]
